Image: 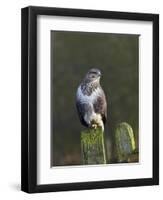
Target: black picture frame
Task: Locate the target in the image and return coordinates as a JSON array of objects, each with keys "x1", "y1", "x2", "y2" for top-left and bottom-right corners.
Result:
[{"x1": 21, "y1": 6, "x2": 159, "y2": 193}]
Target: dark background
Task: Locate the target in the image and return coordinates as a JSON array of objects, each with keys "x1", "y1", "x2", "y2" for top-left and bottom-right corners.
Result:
[{"x1": 51, "y1": 31, "x2": 139, "y2": 166}]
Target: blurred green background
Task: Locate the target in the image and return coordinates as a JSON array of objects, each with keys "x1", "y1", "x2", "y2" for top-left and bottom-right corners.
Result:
[{"x1": 51, "y1": 31, "x2": 139, "y2": 166}]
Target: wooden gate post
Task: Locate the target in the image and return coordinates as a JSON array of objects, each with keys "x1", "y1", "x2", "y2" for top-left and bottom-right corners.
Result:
[
  {"x1": 81, "y1": 128, "x2": 106, "y2": 165},
  {"x1": 115, "y1": 122, "x2": 137, "y2": 162}
]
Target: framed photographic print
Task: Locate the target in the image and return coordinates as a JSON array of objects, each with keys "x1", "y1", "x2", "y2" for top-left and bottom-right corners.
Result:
[{"x1": 21, "y1": 6, "x2": 159, "y2": 193}]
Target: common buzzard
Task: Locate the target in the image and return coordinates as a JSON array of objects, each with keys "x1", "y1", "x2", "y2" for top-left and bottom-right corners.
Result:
[{"x1": 76, "y1": 68, "x2": 107, "y2": 131}]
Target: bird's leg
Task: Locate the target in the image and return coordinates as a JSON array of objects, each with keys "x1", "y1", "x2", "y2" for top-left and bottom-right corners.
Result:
[
  {"x1": 90, "y1": 120, "x2": 98, "y2": 130},
  {"x1": 90, "y1": 118, "x2": 104, "y2": 132},
  {"x1": 91, "y1": 123, "x2": 98, "y2": 129}
]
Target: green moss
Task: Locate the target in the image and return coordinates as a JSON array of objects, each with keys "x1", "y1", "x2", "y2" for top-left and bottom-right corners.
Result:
[
  {"x1": 81, "y1": 128, "x2": 103, "y2": 145},
  {"x1": 81, "y1": 128, "x2": 106, "y2": 164}
]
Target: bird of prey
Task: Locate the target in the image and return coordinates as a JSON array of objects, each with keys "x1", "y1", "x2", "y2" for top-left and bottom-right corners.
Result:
[{"x1": 76, "y1": 68, "x2": 107, "y2": 132}]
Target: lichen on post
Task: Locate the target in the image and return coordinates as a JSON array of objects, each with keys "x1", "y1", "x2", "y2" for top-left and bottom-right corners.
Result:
[
  {"x1": 115, "y1": 122, "x2": 136, "y2": 162},
  {"x1": 81, "y1": 128, "x2": 106, "y2": 165}
]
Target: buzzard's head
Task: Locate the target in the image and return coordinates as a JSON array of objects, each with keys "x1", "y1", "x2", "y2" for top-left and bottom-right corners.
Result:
[{"x1": 84, "y1": 68, "x2": 101, "y2": 84}]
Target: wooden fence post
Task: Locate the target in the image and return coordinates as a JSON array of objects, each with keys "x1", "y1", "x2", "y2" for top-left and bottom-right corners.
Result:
[
  {"x1": 81, "y1": 128, "x2": 106, "y2": 165},
  {"x1": 115, "y1": 122, "x2": 137, "y2": 162}
]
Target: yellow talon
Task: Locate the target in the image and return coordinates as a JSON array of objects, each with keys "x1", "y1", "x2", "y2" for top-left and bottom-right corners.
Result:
[{"x1": 92, "y1": 123, "x2": 97, "y2": 129}]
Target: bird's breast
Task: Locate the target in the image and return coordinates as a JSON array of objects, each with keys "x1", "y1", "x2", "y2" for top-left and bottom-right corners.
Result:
[{"x1": 76, "y1": 85, "x2": 101, "y2": 104}]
